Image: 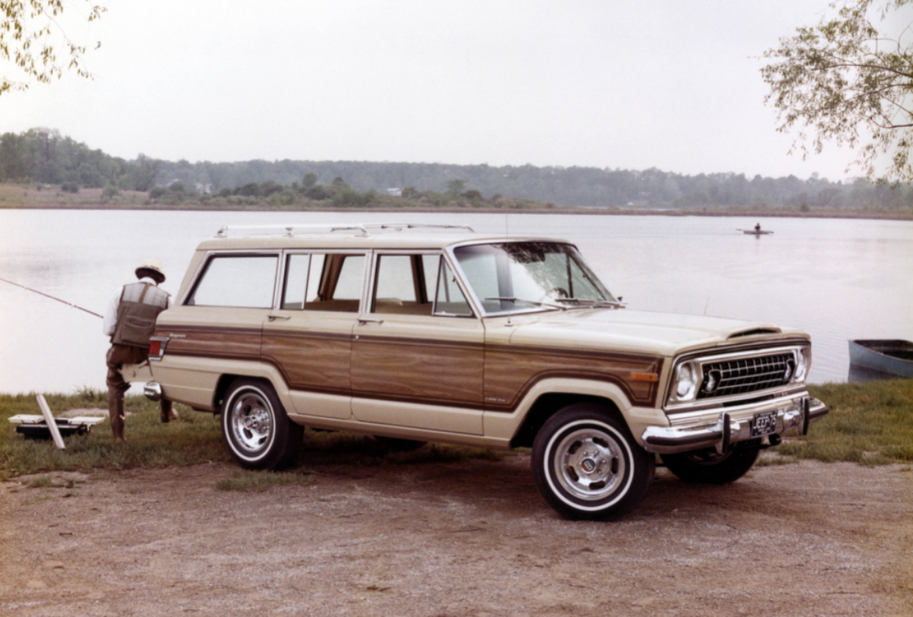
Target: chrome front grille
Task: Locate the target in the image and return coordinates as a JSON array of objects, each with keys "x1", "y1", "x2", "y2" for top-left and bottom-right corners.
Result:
[{"x1": 697, "y1": 353, "x2": 793, "y2": 399}]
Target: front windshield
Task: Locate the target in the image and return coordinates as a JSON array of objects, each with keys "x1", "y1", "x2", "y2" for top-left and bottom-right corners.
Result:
[{"x1": 452, "y1": 242, "x2": 615, "y2": 315}]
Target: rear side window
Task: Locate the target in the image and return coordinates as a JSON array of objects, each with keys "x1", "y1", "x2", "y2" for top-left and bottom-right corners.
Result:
[
  {"x1": 280, "y1": 253, "x2": 365, "y2": 313},
  {"x1": 186, "y1": 255, "x2": 278, "y2": 308}
]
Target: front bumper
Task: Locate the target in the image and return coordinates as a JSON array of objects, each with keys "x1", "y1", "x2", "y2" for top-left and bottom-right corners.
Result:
[{"x1": 642, "y1": 396, "x2": 829, "y2": 455}]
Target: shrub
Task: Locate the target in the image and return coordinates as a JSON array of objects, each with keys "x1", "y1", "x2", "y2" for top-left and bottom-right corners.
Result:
[
  {"x1": 332, "y1": 188, "x2": 371, "y2": 208},
  {"x1": 268, "y1": 190, "x2": 295, "y2": 206},
  {"x1": 149, "y1": 186, "x2": 167, "y2": 199},
  {"x1": 305, "y1": 185, "x2": 331, "y2": 201},
  {"x1": 61, "y1": 182, "x2": 79, "y2": 193},
  {"x1": 102, "y1": 185, "x2": 120, "y2": 199},
  {"x1": 237, "y1": 182, "x2": 261, "y2": 197},
  {"x1": 261, "y1": 180, "x2": 283, "y2": 196}
]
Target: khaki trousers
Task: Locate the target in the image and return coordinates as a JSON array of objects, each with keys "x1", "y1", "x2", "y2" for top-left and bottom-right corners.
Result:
[{"x1": 106, "y1": 344, "x2": 173, "y2": 439}]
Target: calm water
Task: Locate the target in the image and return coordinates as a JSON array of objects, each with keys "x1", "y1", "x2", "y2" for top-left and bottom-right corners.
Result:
[{"x1": 1, "y1": 210, "x2": 911, "y2": 393}]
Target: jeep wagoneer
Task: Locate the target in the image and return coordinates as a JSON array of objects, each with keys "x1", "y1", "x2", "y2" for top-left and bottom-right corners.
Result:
[{"x1": 144, "y1": 223, "x2": 828, "y2": 519}]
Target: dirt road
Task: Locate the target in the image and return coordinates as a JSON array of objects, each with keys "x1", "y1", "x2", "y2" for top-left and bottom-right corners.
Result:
[{"x1": 1, "y1": 455, "x2": 911, "y2": 616}]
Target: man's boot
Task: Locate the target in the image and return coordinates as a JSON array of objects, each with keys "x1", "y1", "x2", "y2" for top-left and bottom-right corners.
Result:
[{"x1": 160, "y1": 400, "x2": 178, "y2": 423}]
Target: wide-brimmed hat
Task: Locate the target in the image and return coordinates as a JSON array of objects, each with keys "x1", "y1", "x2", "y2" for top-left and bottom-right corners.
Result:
[{"x1": 135, "y1": 258, "x2": 166, "y2": 284}]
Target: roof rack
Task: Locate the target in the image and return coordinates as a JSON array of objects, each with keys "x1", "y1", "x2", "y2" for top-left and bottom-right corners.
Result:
[{"x1": 214, "y1": 222, "x2": 475, "y2": 238}]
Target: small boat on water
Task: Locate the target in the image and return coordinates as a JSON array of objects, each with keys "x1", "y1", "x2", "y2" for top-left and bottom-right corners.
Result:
[
  {"x1": 848, "y1": 339, "x2": 913, "y2": 378},
  {"x1": 738, "y1": 228, "x2": 774, "y2": 235}
]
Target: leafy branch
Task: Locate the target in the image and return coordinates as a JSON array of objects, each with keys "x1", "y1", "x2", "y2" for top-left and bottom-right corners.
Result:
[
  {"x1": 762, "y1": 0, "x2": 913, "y2": 183},
  {"x1": 0, "y1": 0, "x2": 106, "y2": 96}
]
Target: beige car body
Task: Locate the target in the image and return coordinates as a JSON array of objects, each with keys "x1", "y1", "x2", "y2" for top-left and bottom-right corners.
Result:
[{"x1": 147, "y1": 225, "x2": 826, "y2": 456}]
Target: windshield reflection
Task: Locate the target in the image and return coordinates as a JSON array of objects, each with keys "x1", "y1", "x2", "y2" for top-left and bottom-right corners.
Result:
[{"x1": 452, "y1": 242, "x2": 616, "y2": 315}]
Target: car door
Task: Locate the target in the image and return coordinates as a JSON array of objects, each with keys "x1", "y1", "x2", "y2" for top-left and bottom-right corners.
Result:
[
  {"x1": 350, "y1": 252, "x2": 484, "y2": 434},
  {"x1": 260, "y1": 251, "x2": 367, "y2": 419}
]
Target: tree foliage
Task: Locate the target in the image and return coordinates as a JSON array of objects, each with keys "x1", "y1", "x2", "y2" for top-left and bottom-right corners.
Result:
[
  {"x1": 0, "y1": 128, "x2": 158, "y2": 190},
  {"x1": 0, "y1": 0, "x2": 105, "y2": 96},
  {"x1": 762, "y1": 0, "x2": 913, "y2": 182}
]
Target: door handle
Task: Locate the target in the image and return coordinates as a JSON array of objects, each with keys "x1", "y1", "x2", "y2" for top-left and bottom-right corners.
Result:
[
  {"x1": 357, "y1": 317, "x2": 384, "y2": 325},
  {"x1": 267, "y1": 314, "x2": 291, "y2": 321}
]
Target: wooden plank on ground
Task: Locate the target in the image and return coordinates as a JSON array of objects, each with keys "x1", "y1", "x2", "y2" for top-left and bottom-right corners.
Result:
[{"x1": 36, "y1": 395, "x2": 66, "y2": 450}]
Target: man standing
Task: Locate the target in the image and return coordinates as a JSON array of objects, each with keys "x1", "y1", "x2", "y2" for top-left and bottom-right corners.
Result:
[{"x1": 103, "y1": 259, "x2": 175, "y2": 440}]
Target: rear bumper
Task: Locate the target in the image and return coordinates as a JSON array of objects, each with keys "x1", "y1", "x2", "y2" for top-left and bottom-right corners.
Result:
[
  {"x1": 642, "y1": 397, "x2": 828, "y2": 455},
  {"x1": 144, "y1": 381, "x2": 163, "y2": 402}
]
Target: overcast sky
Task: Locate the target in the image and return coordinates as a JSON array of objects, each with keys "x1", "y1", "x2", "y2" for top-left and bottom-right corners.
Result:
[{"x1": 0, "y1": 1, "x2": 869, "y2": 180}]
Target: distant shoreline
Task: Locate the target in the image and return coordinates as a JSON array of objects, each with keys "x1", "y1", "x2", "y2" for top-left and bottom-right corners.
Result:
[{"x1": 3, "y1": 202, "x2": 912, "y2": 221}]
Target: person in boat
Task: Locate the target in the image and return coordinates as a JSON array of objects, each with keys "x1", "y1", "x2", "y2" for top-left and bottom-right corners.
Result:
[
  {"x1": 102, "y1": 259, "x2": 176, "y2": 440},
  {"x1": 755, "y1": 222, "x2": 762, "y2": 232}
]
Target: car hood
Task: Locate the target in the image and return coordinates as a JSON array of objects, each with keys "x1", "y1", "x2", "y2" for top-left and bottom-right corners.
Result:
[{"x1": 500, "y1": 309, "x2": 806, "y2": 357}]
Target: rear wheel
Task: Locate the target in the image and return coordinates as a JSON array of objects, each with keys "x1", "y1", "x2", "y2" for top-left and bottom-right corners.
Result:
[
  {"x1": 221, "y1": 379, "x2": 303, "y2": 469},
  {"x1": 531, "y1": 403, "x2": 655, "y2": 520},
  {"x1": 661, "y1": 441, "x2": 761, "y2": 484}
]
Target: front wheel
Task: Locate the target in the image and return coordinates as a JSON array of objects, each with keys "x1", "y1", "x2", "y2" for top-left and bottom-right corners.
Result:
[
  {"x1": 661, "y1": 441, "x2": 761, "y2": 484},
  {"x1": 221, "y1": 379, "x2": 303, "y2": 469},
  {"x1": 531, "y1": 403, "x2": 655, "y2": 520}
]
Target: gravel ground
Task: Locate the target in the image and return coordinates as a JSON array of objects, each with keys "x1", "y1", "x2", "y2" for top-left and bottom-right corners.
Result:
[{"x1": 1, "y1": 455, "x2": 911, "y2": 617}]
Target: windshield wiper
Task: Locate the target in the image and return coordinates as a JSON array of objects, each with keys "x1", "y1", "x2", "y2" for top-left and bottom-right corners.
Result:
[
  {"x1": 553, "y1": 298, "x2": 626, "y2": 309},
  {"x1": 484, "y1": 297, "x2": 565, "y2": 311}
]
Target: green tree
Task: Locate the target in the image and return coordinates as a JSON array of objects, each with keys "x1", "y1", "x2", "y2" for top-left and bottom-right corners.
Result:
[
  {"x1": 1, "y1": 1, "x2": 106, "y2": 96},
  {"x1": 762, "y1": 1, "x2": 913, "y2": 182},
  {"x1": 446, "y1": 178, "x2": 466, "y2": 196},
  {"x1": 302, "y1": 172, "x2": 317, "y2": 188}
]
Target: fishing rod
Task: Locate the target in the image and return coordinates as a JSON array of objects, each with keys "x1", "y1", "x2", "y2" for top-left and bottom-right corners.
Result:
[{"x1": 0, "y1": 276, "x2": 103, "y2": 319}]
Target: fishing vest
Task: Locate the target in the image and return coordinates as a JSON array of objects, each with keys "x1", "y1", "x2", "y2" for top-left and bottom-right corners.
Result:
[{"x1": 111, "y1": 282, "x2": 170, "y2": 348}]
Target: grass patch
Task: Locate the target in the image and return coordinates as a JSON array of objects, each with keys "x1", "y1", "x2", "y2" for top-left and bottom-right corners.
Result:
[
  {"x1": 783, "y1": 379, "x2": 913, "y2": 465},
  {"x1": 7, "y1": 379, "x2": 902, "y2": 479},
  {"x1": 25, "y1": 475, "x2": 60, "y2": 489},
  {"x1": 0, "y1": 389, "x2": 512, "y2": 480},
  {"x1": 0, "y1": 390, "x2": 229, "y2": 480},
  {"x1": 756, "y1": 452, "x2": 800, "y2": 467},
  {"x1": 216, "y1": 470, "x2": 315, "y2": 492}
]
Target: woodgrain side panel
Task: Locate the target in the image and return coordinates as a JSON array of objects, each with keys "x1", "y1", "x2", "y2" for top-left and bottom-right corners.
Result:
[
  {"x1": 484, "y1": 344, "x2": 663, "y2": 411},
  {"x1": 351, "y1": 336, "x2": 484, "y2": 407},
  {"x1": 261, "y1": 331, "x2": 352, "y2": 395},
  {"x1": 156, "y1": 325, "x2": 262, "y2": 362}
]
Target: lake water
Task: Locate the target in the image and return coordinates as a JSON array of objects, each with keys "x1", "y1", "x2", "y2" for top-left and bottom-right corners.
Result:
[{"x1": 1, "y1": 210, "x2": 911, "y2": 393}]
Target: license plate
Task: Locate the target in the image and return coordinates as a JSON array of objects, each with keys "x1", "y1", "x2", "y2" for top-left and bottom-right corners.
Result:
[{"x1": 750, "y1": 410, "x2": 778, "y2": 437}]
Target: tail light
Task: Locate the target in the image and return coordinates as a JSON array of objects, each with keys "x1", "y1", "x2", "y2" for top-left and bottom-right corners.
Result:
[{"x1": 148, "y1": 336, "x2": 169, "y2": 361}]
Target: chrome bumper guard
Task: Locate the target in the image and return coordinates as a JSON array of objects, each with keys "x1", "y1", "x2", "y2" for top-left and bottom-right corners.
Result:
[
  {"x1": 642, "y1": 397, "x2": 829, "y2": 455},
  {"x1": 143, "y1": 381, "x2": 163, "y2": 402}
]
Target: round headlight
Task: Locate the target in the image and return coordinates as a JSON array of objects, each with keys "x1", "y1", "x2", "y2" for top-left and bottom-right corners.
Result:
[
  {"x1": 674, "y1": 361, "x2": 698, "y2": 401},
  {"x1": 794, "y1": 348, "x2": 810, "y2": 382}
]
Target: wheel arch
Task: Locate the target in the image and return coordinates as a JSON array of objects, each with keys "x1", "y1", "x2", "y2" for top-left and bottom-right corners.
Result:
[
  {"x1": 212, "y1": 370, "x2": 292, "y2": 415},
  {"x1": 509, "y1": 392, "x2": 625, "y2": 449}
]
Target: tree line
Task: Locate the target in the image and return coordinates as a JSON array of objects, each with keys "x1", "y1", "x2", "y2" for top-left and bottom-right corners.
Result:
[
  {"x1": 0, "y1": 128, "x2": 159, "y2": 192},
  {"x1": 2, "y1": 128, "x2": 912, "y2": 211}
]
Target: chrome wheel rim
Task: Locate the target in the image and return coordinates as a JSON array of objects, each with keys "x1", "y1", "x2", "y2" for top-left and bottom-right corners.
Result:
[
  {"x1": 229, "y1": 392, "x2": 273, "y2": 454},
  {"x1": 553, "y1": 427, "x2": 625, "y2": 501}
]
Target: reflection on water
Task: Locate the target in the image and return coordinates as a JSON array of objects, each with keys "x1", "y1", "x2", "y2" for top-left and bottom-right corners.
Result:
[{"x1": 1, "y1": 210, "x2": 912, "y2": 393}]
